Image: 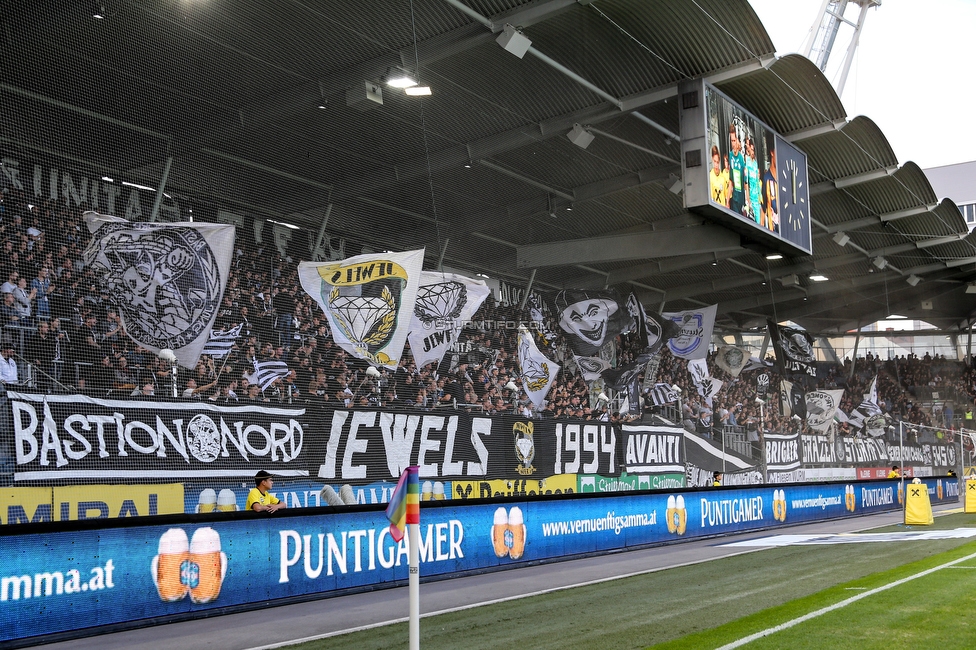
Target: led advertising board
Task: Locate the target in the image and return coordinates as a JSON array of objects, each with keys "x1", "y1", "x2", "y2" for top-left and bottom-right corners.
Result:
[
  {"x1": 2, "y1": 479, "x2": 956, "y2": 644},
  {"x1": 679, "y1": 79, "x2": 812, "y2": 256}
]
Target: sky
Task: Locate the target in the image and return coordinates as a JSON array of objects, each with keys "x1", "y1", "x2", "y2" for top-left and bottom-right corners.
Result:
[{"x1": 748, "y1": 0, "x2": 976, "y2": 170}]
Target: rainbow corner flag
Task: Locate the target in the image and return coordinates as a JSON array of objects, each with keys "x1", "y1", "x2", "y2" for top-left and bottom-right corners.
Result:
[{"x1": 385, "y1": 466, "x2": 419, "y2": 543}]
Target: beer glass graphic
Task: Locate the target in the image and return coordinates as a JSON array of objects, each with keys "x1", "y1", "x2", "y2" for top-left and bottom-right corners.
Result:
[
  {"x1": 152, "y1": 528, "x2": 190, "y2": 602},
  {"x1": 508, "y1": 507, "x2": 526, "y2": 559},
  {"x1": 216, "y1": 489, "x2": 239, "y2": 512},
  {"x1": 431, "y1": 481, "x2": 445, "y2": 500},
  {"x1": 196, "y1": 489, "x2": 217, "y2": 513},
  {"x1": 187, "y1": 527, "x2": 227, "y2": 604},
  {"x1": 491, "y1": 507, "x2": 510, "y2": 558}
]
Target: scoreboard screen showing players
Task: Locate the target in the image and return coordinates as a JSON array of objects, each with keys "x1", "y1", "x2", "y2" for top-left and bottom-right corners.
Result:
[{"x1": 679, "y1": 79, "x2": 812, "y2": 256}]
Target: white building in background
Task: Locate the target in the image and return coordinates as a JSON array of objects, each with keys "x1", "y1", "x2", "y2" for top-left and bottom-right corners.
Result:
[{"x1": 924, "y1": 160, "x2": 976, "y2": 230}]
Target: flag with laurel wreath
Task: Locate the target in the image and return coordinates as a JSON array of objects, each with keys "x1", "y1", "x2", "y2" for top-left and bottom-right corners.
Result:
[
  {"x1": 407, "y1": 271, "x2": 490, "y2": 369},
  {"x1": 298, "y1": 249, "x2": 425, "y2": 369},
  {"x1": 517, "y1": 326, "x2": 560, "y2": 408}
]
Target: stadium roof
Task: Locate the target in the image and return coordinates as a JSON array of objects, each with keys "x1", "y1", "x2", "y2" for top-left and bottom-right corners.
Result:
[{"x1": 6, "y1": 0, "x2": 976, "y2": 335}]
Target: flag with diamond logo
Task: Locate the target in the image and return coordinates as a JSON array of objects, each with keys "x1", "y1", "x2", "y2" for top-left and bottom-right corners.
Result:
[
  {"x1": 407, "y1": 271, "x2": 491, "y2": 369},
  {"x1": 299, "y1": 249, "x2": 425, "y2": 369}
]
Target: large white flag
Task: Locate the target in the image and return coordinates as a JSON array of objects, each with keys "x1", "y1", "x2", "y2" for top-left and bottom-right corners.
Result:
[
  {"x1": 83, "y1": 211, "x2": 235, "y2": 369},
  {"x1": 688, "y1": 357, "x2": 723, "y2": 406},
  {"x1": 407, "y1": 271, "x2": 490, "y2": 369},
  {"x1": 574, "y1": 354, "x2": 611, "y2": 382},
  {"x1": 663, "y1": 305, "x2": 717, "y2": 360},
  {"x1": 517, "y1": 326, "x2": 560, "y2": 408},
  {"x1": 299, "y1": 249, "x2": 425, "y2": 369},
  {"x1": 804, "y1": 389, "x2": 845, "y2": 432},
  {"x1": 714, "y1": 345, "x2": 750, "y2": 376}
]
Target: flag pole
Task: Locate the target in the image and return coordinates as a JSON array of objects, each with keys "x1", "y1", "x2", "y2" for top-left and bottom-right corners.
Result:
[
  {"x1": 387, "y1": 466, "x2": 421, "y2": 649},
  {"x1": 408, "y1": 520, "x2": 420, "y2": 650}
]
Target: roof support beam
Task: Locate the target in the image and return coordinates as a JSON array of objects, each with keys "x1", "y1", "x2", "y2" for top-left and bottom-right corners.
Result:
[
  {"x1": 810, "y1": 165, "x2": 899, "y2": 195},
  {"x1": 516, "y1": 225, "x2": 741, "y2": 268},
  {"x1": 341, "y1": 56, "x2": 768, "y2": 197},
  {"x1": 719, "y1": 259, "x2": 960, "y2": 316},
  {"x1": 785, "y1": 119, "x2": 848, "y2": 142},
  {"x1": 814, "y1": 203, "x2": 937, "y2": 233},
  {"x1": 879, "y1": 203, "x2": 939, "y2": 223}
]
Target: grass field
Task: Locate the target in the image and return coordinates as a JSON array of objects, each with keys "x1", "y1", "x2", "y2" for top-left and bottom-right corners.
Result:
[{"x1": 290, "y1": 513, "x2": 976, "y2": 650}]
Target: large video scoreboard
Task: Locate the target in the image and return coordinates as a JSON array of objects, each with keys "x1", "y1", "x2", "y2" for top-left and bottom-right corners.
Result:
[{"x1": 678, "y1": 79, "x2": 812, "y2": 256}]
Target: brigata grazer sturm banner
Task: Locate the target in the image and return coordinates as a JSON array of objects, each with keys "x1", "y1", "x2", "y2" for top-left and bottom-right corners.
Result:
[{"x1": 5, "y1": 394, "x2": 623, "y2": 484}]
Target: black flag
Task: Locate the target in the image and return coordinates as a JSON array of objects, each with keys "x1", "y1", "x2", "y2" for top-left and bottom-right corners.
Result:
[{"x1": 767, "y1": 320, "x2": 817, "y2": 379}]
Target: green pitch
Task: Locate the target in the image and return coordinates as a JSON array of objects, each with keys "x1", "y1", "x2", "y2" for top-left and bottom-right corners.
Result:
[{"x1": 291, "y1": 513, "x2": 976, "y2": 650}]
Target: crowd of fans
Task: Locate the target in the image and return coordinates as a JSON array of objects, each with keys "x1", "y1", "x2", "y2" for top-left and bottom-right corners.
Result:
[{"x1": 0, "y1": 188, "x2": 973, "y2": 442}]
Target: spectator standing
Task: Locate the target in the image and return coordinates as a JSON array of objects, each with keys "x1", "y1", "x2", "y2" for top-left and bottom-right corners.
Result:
[
  {"x1": 0, "y1": 339, "x2": 18, "y2": 384},
  {"x1": 1, "y1": 293, "x2": 21, "y2": 326},
  {"x1": 0, "y1": 270, "x2": 18, "y2": 295},
  {"x1": 30, "y1": 267, "x2": 52, "y2": 321},
  {"x1": 28, "y1": 320, "x2": 59, "y2": 390},
  {"x1": 12, "y1": 277, "x2": 34, "y2": 323}
]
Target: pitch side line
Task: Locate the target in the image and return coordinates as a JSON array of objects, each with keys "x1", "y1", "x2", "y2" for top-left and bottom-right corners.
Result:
[
  {"x1": 240, "y1": 548, "x2": 765, "y2": 650},
  {"x1": 715, "y1": 550, "x2": 976, "y2": 649}
]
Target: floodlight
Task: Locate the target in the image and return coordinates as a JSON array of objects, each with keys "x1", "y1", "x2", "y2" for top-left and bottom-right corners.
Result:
[
  {"x1": 496, "y1": 24, "x2": 532, "y2": 58},
  {"x1": 832, "y1": 232, "x2": 850, "y2": 247},
  {"x1": 872, "y1": 256, "x2": 887, "y2": 270},
  {"x1": 567, "y1": 123, "x2": 595, "y2": 149},
  {"x1": 404, "y1": 86, "x2": 431, "y2": 96},
  {"x1": 906, "y1": 275, "x2": 921, "y2": 287},
  {"x1": 386, "y1": 70, "x2": 417, "y2": 88}
]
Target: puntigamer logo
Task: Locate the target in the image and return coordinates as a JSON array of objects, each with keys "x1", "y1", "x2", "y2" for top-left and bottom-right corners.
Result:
[{"x1": 2, "y1": 560, "x2": 115, "y2": 602}]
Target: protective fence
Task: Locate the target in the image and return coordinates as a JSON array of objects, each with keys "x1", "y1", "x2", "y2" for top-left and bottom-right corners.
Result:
[{"x1": 0, "y1": 392, "x2": 961, "y2": 525}]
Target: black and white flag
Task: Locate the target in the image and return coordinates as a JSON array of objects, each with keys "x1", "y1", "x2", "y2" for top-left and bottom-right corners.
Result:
[
  {"x1": 247, "y1": 359, "x2": 290, "y2": 391},
  {"x1": 202, "y1": 324, "x2": 243, "y2": 358},
  {"x1": 407, "y1": 271, "x2": 490, "y2": 369},
  {"x1": 780, "y1": 379, "x2": 807, "y2": 419},
  {"x1": 804, "y1": 389, "x2": 845, "y2": 432},
  {"x1": 755, "y1": 371, "x2": 771, "y2": 399},
  {"x1": 575, "y1": 354, "x2": 612, "y2": 382},
  {"x1": 626, "y1": 293, "x2": 681, "y2": 355},
  {"x1": 767, "y1": 320, "x2": 817, "y2": 379},
  {"x1": 648, "y1": 383, "x2": 679, "y2": 406},
  {"x1": 857, "y1": 376, "x2": 883, "y2": 417},
  {"x1": 83, "y1": 212, "x2": 235, "y2": 369},
  {"x1": 742, "y1": 356, "x2": 774, "y2": 373},
  {"x1": 714, "y1": 345, "x2": 750, "y2": 376},
  {"x1": 688, "y1": 358, "x2": 723, "y2": 407},
  {"x1": 552, "y1": 289, "x2": 632, "y2": 356}
]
